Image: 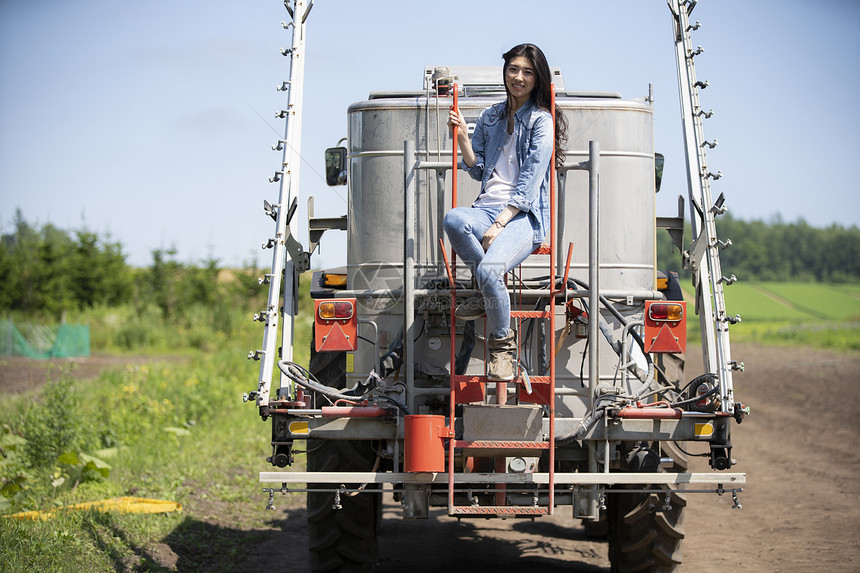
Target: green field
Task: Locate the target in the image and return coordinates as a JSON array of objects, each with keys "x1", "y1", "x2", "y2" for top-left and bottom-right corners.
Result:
[{"x1": 680, "y1": 280, "x2": 860, "y2": 351}]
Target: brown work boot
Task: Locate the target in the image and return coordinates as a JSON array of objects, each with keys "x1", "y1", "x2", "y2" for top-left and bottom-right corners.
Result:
[{"x1": 487, "y1": 330, "x2": 517, "y2": 382}]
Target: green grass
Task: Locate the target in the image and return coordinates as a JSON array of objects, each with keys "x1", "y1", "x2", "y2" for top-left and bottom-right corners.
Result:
[
  {"x1": 679, "y1": 280, "x2": 860, "y2": 351},
  {"x1": 0, "y1": 348, "x2": 274, "y2": 571},
  {"x1": 724, "y1": 283, "x2": 803, "y2": 322},
  {"x1": 755, "y1": 282, "x2": 860, "y2": 321},
  {"x1": 1, "y1": 277, "x2": 314, "y2": 572}
]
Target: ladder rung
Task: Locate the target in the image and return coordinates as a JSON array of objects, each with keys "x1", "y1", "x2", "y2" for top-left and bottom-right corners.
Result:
[
  {"x1": 510, "y1": 310, "x2": 551, "y2": 319},
  {"x1": 454, "y1": 440, "x2": 549, "y2": 456},
  {"x1": 451, "y1": 506, "x2": 550, "y2": 516},
  {"x1": 453, "y1": 375, "x2": 551, "y2": 385},
  {"x1": 454, "y1": 440, "x2": 549, "y2": 449}
]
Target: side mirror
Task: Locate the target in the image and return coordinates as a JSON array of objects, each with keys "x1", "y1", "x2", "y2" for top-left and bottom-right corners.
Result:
[
  {"x1": 654, "y1": 153, "x2": 665, "y2": 193},
  {"x1": 324, "y1": 147, "x2": 347, "y2": 186}
]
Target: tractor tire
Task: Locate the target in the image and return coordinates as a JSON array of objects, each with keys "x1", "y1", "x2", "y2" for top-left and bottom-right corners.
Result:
[
  {"x1": 607, "y1": 442, "x2": 688, "y2": 573},
  {"x1": 306, "y1": 328, "x2": 380, "y2": 572},
  {"x1": 307, "y1": 439, "x2": 380, "y2": 572}
]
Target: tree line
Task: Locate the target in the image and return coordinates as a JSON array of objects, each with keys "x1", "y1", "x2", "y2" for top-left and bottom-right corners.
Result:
[
  {"x1": 0, "y1": 210, "x2": 260, "y2": 319},
  {"x1": 657, "y1": 212, "x2": 860, "y2": 283},
  {"x1": 1, "y1": 209, "x2": 858, "y2": 318}
]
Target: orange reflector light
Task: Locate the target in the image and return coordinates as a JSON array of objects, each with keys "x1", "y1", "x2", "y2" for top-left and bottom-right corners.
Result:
[
  {"x1": 323, "y1": 273, "x2": 347, "y2": 287},
  {"x1": 318, "y1": 300, "x2": 354, "y2": 320},
  {"x1": 648, "y1": 302, "x2": 684, "y2": 322}
]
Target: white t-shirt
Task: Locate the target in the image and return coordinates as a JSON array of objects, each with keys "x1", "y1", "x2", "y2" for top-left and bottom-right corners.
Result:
[{"x1": 474, "y1": 130, "x2": 518, "y2": 209}]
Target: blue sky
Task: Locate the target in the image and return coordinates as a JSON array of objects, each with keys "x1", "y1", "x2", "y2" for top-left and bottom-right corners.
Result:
[{"x1": 1, "y1": 0, "x2": 858, "y2": 269}]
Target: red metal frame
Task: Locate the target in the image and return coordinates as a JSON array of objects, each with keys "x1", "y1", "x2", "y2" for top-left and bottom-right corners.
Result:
[{"x1": 440, "y1": 84, "x2": 559, "y2": 516}]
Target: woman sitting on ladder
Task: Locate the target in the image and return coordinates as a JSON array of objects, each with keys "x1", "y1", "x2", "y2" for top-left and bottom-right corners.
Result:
[{"x1": 445, "y1": 42, "x2": 567, "y2": 382}]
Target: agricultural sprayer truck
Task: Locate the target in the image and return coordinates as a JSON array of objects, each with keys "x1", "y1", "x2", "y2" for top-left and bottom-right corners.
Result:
[{"x1": 245, "y1": 1, "x2": 748, "y2": 571}]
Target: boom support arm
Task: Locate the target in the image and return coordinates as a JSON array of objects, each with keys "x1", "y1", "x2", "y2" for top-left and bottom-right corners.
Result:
[{"x1": 669, "y1": 0, "x2": 739, "y2": 414}]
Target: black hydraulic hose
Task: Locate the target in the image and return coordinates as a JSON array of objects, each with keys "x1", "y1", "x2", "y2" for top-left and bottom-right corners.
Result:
[
  {"x1": 278, "y1": 360, "x2": 411, "y2": 414},
  {"x1": 556, "y1": 394, "x2": 619, "y2": 443},
  {"x1": 379, "y1": 327, "x2": 404, "y2": 379},
  {"x1": 568, "y1": 277, "x2": 652, "y2": 366},
  {"x1": 670, "y1": 384, "x2": 719, "y2": 408},
  {"x1": 568, "y1": 278, "x2": 655, "y2": 391},
  {"x1": 528, "y1": 274, "x2": 654, "y2": 369},
  {"x1": 676, "y1": 372, "x2": 717, "y2": 398},
  {"x1": 278, "y1": 361, "x2": 360, "y2": 402},
  {"x1": 579, "y1": 336, "x2": 589, "y2": 387},
  {"x1": 670, "y1": 373, "x2": 719, "y2": 408},
  {"x1": 528, "y1": 275, "x2": 650, "y2": 360},
  {"x1": 375, "y1": 395, "x2": 411, "y2": 415}
]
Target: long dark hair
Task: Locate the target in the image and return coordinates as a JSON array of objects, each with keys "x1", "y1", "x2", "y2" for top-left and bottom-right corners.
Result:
[{"x1": 502, "y1": 43, "x2": 568, "y2": 169}]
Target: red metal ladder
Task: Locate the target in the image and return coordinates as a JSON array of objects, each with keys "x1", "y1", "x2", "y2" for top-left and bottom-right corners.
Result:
[{"x1": 439, "y1": 85, "x2": 562, "y2": 516}]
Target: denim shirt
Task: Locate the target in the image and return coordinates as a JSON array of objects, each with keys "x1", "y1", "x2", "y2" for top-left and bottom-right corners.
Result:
[{"x1": 466, "y1": 99, "x2": 553, "y2": 243}]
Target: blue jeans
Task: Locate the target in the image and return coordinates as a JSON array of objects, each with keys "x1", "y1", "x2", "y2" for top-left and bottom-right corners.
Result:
[{"x1": 443, "y1": 206, "x2": 539, "y2": 338}]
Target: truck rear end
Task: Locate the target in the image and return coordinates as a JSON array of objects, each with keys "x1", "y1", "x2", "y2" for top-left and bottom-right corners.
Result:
[{"x1": 250, "y1": 2, "x2": 746, "y2": 571}]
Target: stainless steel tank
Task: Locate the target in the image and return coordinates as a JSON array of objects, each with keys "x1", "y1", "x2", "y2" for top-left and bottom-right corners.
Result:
[
  {"x1": 347, "y1": 95, "x2": 655, "y2": 289},
  {"x1": 344, "y1": 86, "x2": 656, "y2": 416}
]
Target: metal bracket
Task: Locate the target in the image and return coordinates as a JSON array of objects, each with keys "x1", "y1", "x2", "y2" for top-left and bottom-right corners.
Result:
[
  {"x1": 684, "y1": 229, "x2": 708, "y2": 274},
  {"x1": 262, "y1": 483, "x2": 289, "y2": 511},
  {"x1": 661, "y1": 491, "x2": 673, "y2": 511},
  {"x1": 656, "y1": 195, "x2": 686, "y2": 254},
  {"x1": 283, "y1": 226, "x2": 310, "y2": 273},
  {"x1": 710, "y1": 192, "x2": 727, "y2": 215},
  {"x1": 264, "y1": 200, "x2": 279, "y2": 220},
  {"x1": 307, "y1": 196, "x2": 348, "y2": 255}
]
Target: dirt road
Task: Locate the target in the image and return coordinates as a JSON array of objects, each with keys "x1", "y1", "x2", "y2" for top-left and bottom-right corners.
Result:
[{"x1": 0, "y1": 354, "x2": 187, "y2": 394}]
